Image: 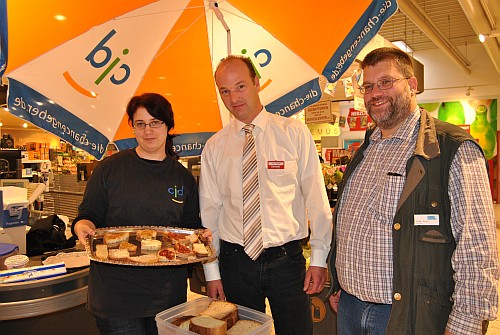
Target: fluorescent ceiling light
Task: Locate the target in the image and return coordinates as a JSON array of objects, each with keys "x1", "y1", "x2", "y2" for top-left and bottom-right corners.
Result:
[{"x1": 392, "y1": 40, "x2": 413, "y2": 53}]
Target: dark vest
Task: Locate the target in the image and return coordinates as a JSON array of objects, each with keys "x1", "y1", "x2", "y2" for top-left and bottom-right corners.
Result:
[{"x1": 328, "y1": 110, "x2": 483, "y2": 334}]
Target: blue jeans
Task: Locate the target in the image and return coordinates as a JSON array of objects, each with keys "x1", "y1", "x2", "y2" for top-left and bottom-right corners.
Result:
[
  {"x1": 219, "y1": 240, "x2": 312, "y2": 335},
  {"x1": 94, "y1": 316, "x2": 158, "y2": 335},
  {"x1": 337, "y1": 290, "x2": 392, "y2": 335}
]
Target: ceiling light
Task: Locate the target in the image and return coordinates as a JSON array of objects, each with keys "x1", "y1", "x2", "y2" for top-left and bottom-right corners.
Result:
[
  {"x1": 479, "y1": 29, "x2": 500, "y2": 43},
  {"x1": 54, "y1": 15, "x2": 66, "y2": 21},
  {"x1": 392, "y1": 40, "x2": 413, "y2": 53},
  {"x1": 22, "y1": 123, "x2": 28, "y2": 128}
]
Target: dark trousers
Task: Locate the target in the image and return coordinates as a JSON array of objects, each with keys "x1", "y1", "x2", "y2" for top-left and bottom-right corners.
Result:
[
  {"x1": 94, "y1": 316, "x2": 158, "y2": 335},
  {"x1": 219, "y1": 240, "x2": 312, "y2": 335}
]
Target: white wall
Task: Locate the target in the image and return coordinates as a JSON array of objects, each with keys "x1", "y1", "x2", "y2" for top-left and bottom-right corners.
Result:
[{"x1": 413, "y1": 43, "x2": 500, "y2": 103}]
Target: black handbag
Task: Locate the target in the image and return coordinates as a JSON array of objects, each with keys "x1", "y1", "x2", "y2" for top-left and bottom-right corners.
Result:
[{"x1": 26, "y1": 215, "x2": 76, "y2": 256}]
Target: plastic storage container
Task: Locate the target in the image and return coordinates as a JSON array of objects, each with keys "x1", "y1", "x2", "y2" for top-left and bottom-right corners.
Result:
[{"x1": 156, "y1": 297, "x2": 273, "y2": 335}]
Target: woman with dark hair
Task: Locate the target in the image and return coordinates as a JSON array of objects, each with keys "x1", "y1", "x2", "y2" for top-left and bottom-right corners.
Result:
[{"x1": 72, "y1": 93, "x2": 201, "y2": 335}]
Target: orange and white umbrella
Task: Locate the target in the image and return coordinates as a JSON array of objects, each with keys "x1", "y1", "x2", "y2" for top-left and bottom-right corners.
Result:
[{"x1": 3, "y1": 0, "x2": 397, "y2": 159}]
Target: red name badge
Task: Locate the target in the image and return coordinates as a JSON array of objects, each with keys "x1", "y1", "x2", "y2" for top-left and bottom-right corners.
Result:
[{"x1": 268, "y1": 161, "x2": 285, "y2": 169}]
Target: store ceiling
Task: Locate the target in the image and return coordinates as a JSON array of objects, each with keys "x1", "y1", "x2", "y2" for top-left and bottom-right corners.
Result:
[
  {"x1": 0, "y1": 0, "x2": 499, "y2": 131},
  {"x1": 378, "y1": 0, "x2": 500, "y2": 74},
  {"x1": 379, "y1": 0, "x2": 479, "y2": 50}
]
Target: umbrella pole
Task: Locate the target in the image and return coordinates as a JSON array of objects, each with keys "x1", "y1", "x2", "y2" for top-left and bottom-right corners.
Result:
[{"x1": 209, "y1": 1, "x2": 231, "y2": 55}]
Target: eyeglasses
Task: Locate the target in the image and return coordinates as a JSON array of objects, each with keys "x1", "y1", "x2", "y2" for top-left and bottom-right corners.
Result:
[
  {"x1": 359, "y1": 77, "x2": 410, "y2": 94},
  {"x1": 132, "y1": 120, "x2": 165, "y2": 130}
]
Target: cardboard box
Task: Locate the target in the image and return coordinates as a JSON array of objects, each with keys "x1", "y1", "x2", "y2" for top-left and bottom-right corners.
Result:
[
  {"x1": 156, "y1": 297, "x2": 273, "y2": 335},
  {"x1": 0, "y1": 187, "x2": 29, "y2": 228},
  {"x1": 26, "y1": 142, "x2": 40, "y2": 151}
]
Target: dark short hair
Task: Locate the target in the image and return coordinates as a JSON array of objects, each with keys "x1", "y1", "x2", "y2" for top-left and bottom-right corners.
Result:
[
  {"x1": 214, "y1": 55, "x2": 257, "y2": 80},
  {"x1": 361, "y1": 47, "x2": 414, "y2": 78},
  {"x1": 126, "y1": 93, "x2": 177, "y2": 157}
]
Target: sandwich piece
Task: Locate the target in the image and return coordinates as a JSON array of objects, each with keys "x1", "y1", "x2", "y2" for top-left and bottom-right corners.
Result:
[
  {"x1": 128, "y1": 254, "x2": 159, "y2": 264},
  {"x1": 141, "y1": 239, "x2": 162, "y2": 253},
  {"x1": 171, "y1": 315, "x2": 195, "y2": 330},
  {"x1": 163, "y1": 231, "x2": 190, "y2": 245},
  {"x1": 108, "y1": 248, "x2": 130, "y2": 260},
  {"x1": 189, "y1": 315, "x2": 227, "y2": 335},
  {"x1": 227, "y1": 320, "x2": 262, "y2": 335},
  {"x1": 158, "y1": 248, "x2": 176, "y2": 261},
  {"x1": 119, "y1": 241, "x2": 138, "y2": 253},
  {"x1": 200, "y1": 300, "x2": 238, "y2": 329},
  {"x1": 175, "y1": 242, "x2": 196, "y2": 259},
  {"x1": 95, "y1": 244, "x2": 108, "y2": 260},
  {"x1": 193, "y1": 243, "x2": 210, "y2": 257},
  {"x1": 103, "y1": 232, "x2": 130, "y2": 248},
  {"x1": 136, "y1": 229, "x2": 157, "y2": 241}
]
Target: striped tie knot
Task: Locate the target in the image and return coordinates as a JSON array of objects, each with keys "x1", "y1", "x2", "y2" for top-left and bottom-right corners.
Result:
[{"x1": 244, "y1": 124, "x2": 255, "y2": 134}]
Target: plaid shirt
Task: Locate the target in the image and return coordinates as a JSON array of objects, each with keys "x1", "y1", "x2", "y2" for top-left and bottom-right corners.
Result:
[{"x1": 336, "y1": 109, "x2": 498, "y2": 334}]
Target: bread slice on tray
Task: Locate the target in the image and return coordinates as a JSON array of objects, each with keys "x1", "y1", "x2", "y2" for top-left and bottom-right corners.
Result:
[
  {"x1": 119, "y1": 241, "x2": 138, "y2": 253},
  {"x1": 108, "y1": 248, "x2": 129, "y2": 260},
  {"x1": 128, "y1": 254, "x2": 159, "y2": 264},
  {"x1": 227, "y1": 320, "x2": 262, "y2": 335},
  {"x1": 103, "y1": 232, "x2": 130, "y2": 248},
  {"x1": 189, "y1": 315, "x2": 227, "y2": 335},
  {"x1": 136, "y1": 229, "x2": 157, "y2": 241},
  {"x1": 200, "y1": 300, "x2": 238, "y2": 329},
  {"x1": 95, "y1": 244, "x2": 108, "y2": 260},
  {"x1": 193, "y1": 243, "x2": 210, "y2": 257}
]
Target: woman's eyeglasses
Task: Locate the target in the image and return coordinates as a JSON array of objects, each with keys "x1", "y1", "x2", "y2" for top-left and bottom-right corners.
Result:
[{"x1": 132, "y1": 120, "x2": 165, "y2": 130}]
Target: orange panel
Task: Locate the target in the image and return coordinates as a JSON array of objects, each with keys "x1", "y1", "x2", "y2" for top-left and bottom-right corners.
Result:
[
  {"x1": 114, "y1": 0, "x2": 222, "y2": 140},
  {"x1": 229, "y1": 0, "x2": 373, "y2": 72},
  {"x1": 6, "y1": 0, "x2": 156, "y2": 72}
]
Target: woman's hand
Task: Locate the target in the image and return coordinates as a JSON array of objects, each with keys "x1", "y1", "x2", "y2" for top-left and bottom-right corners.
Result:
[
  {"x1": 73, "y1": 219, "x2": 96, "y2": 246},
  {"x1": 201, "y1": 229, "x2": 213, "y2": 242}
]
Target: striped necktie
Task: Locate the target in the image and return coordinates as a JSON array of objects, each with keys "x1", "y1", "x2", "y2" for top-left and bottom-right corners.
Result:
[{"x1": 242, "y1": 124, "x2": 263, "y2": 260}]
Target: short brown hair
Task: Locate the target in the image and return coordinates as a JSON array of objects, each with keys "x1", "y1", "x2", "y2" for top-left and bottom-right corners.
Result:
[{"x1": 361, "y1": 47, "x2": 414, "y2": 78}]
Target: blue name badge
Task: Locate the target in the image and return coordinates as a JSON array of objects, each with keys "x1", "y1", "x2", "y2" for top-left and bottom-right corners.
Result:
[{"x1": 414, "y1": 214, "x2": 439, "y2": 226}]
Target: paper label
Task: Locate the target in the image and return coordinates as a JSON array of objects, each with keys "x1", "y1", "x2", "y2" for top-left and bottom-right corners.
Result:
[
  {"x1": 268, "y1": 161, "x2": 285, "y2": 169},
  {"x1": 414, "y1": 214, "x2": 439, "y2": 226}
]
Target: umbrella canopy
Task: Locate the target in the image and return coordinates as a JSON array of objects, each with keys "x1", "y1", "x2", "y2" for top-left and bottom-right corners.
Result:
[{"x1": 4, "y1": 0, "x2": 397, "y2": 159}]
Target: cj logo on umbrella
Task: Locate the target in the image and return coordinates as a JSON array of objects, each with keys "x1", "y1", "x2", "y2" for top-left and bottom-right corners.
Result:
[
  {"x1": 63, "y1": 29, "x2": 130, "y2": 98},
  {"x1": 168, "y1": 185, "x2": 184, "y2": 204},
  {"x1": 241, "y1": 48, "x2": 272, "y2": 91}
]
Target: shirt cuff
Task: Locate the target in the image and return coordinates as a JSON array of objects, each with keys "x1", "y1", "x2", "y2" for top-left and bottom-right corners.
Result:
[
  {"x1": 202, "y1": 259, "x2": 221, "y2": 281},
  {"x1": 309, "y1": 247, "x2": 328, "y2": 268},
  {"x1": 446, "y1": 309, "x2": 483, "y2": 335}
]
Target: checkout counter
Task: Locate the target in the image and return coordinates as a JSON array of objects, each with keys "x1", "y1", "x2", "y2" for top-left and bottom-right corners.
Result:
[
  {"x1": 0, "y1": 184, "x2": 98, "y2": 335},
  {"x1": 0, "y1": 253, "x2": 98, "y2": 335}
]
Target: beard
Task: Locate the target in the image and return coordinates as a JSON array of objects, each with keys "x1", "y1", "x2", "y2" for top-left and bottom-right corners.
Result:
[{"x1": 366, "y1": 88, "x2": 413, "y2": 130}]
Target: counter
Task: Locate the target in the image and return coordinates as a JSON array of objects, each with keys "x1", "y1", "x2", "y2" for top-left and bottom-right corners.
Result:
[{"x1": 0, "y1": 254, "x2": 99, "y2": 335}]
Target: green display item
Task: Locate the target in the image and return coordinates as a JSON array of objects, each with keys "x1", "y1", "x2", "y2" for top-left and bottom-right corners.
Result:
[
  {"x1": 470, "y1": 104, "x2": 496, "y2": 160},
  {"x1": 438, "y1": 101, "x2": 465, "y2": 125}
]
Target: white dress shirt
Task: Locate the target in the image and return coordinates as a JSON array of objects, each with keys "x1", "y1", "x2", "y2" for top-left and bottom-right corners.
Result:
[{"x1": 200, "y1": 110, "x2": 332, "y2": 281}]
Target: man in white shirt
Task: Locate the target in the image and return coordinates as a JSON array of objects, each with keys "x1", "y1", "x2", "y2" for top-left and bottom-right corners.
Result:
[{"x1": 199, "y1": 55, "x2": 332, "y2": 335}]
